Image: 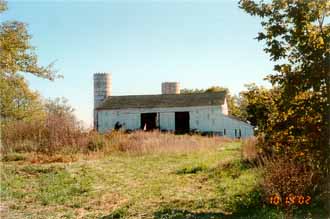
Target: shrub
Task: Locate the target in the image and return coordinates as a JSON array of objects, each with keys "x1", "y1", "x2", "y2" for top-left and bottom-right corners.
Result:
[{"x1": 261, "y1": 156, "x2": 320, "y2": 216}]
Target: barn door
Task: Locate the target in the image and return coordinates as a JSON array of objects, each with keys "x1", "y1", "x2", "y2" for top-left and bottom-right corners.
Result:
[
  {"x1": 140, "y1": 113, "x2": 157, "y2": 131},
  {"x1": 175, "y1": 112, "x2": 190, "y2": 133}
]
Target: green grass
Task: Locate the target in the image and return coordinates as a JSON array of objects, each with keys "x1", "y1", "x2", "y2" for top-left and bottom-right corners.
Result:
[{"x1": 1, "y1": 141, "x2": 282, "y2": 219}]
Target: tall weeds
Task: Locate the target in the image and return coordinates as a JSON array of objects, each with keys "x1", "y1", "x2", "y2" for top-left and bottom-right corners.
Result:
[
  {"x1": 1, "y1": 118, "x2": 229, "y2": 159},
  {"x1": 111, "y1": 130, "x2": 230, "y2": 155},
  {"x1": 1, "y1": 114, "x2": 88, "y2": 154}
]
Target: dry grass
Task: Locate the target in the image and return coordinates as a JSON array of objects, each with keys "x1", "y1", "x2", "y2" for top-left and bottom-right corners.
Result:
[
  {"x1": 1, "y1": 128, "x2": 232, "y2": 163},
  {"x1": 1, "y1": 115, "x2": 88, "y2": 154},
  {"x1": 241, "y1": 137, "x2": 258, "y2": 161},
  {"x1": 111, "y1": 131, "x2": 232, "y2": 155}
]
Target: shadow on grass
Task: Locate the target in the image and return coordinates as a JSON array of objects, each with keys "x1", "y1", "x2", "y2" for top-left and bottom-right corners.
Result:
[
  {"x1": 153, "y1": 207, "x2": 288, "y2": 219},
  {"x1": 154, "y1": 208, "x2": 233, "y2": 219}
]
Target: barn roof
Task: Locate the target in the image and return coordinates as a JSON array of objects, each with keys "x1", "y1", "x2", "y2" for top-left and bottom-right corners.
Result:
[{"x1": 96, "y1": 92, "x2": 226, "y2": 110}]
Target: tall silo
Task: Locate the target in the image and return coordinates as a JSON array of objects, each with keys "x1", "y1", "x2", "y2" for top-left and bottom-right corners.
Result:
[
  {"x1": 93, "y1": 73, "x2": 112, "y2": 130},
  {"x1": 161, "y1": 82, "x2": 180, "y2": 94},
  {"x1": 94, "y1": 73, "x2": 112, "y2": 108}
]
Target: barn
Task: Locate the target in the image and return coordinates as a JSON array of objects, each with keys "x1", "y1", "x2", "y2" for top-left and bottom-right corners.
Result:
[{"x1": 93, "y1": 73, "x2": 254, "y2": 138}]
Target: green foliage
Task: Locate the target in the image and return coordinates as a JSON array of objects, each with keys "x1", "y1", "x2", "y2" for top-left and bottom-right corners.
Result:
[
  {"x1": 0, "y1": 2, "x2": 58, "y2": 122},
  {"x1": 180, "y1": 88, "x2": 205, "y2": 94},
  {"x1": 239, "y1": 83, "x2": 280, "y2": 132},
  {"x1": 204, "y1": 86, "x2": 229, "y2": 93},
  {"x1": 239, "y1": 0, "x2": 330, "y2": 154},
  {"x1": 0, "y1": 19, "x2": 57, "y2": 79},
  {"x1": 240, "y1": 0, "x2": 330, "y2": 214},
  {"x1": 0, "y1": 75, "x2": 44, "y2": 121}
]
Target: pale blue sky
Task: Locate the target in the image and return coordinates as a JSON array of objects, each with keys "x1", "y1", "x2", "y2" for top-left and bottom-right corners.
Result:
[{"x1": 2, "y1": 0, "x2": 273, "y2": 126}]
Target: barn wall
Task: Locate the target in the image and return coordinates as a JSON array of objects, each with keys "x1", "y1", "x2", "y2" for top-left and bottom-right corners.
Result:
[
  {"x1": 97, "y1": 105, "x2": 254, "y2": 138},
  {"x1": 159, "y1": 112, "x2": 174, "y2": 130}
]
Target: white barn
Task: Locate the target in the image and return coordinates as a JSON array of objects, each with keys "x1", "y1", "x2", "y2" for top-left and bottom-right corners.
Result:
[{"x1": 94, "y1": 73, "x2": 254, "y2": 138}]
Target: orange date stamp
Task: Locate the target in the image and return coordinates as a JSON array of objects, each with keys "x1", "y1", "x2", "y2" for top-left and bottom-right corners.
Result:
[{"x1": 269, "y1": 194, "x2": 311, "y2": 206}]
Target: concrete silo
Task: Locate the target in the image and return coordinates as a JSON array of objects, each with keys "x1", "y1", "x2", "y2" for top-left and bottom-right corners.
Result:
[
  {"x1": 161, "y1": 82, "x2": 180, "y2": 94},
  {"x1": 93, "y1": 73, "x2": 112, "y2": 129}
]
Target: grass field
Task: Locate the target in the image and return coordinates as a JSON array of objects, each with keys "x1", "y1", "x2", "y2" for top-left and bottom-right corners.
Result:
[
  {"x1": 11, "y1": 129, "x2": 330, "y2": 219},
  {"x1": 1, "y1": 138, "x2": 280, "y2": 219}
]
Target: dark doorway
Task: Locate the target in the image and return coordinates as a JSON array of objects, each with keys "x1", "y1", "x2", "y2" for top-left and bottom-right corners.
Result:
[
  {"x1": 141, "y1": 113, "x2": 157, "y2": 131},
  {"x1": 175, "y1": 112, "x2": 190, "y2": 133}
]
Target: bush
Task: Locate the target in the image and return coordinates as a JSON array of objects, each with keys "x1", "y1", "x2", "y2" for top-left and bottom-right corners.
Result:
[{"x1": 261, "y1": 156, "x2": 320, "y2": 216}]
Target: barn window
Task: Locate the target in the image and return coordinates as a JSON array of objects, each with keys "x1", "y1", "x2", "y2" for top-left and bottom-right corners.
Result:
[
  {"x1": 223, "y1": 129, "x2": 226, "y2": 135},
  {"x1": 235, "y1": 129, "x2": 237, "y2": 137}
]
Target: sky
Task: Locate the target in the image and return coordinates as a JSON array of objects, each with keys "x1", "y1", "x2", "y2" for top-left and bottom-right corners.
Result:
[{"x1": 2, "y1": 0, "x2": 274, "y2": 126}]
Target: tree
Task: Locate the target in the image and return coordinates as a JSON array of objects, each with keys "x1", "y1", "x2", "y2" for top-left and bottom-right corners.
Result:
[
  {"x1": 0, "y1": 1, "x2": 58, "y2": 121},
  {"x1": 180, "y1": 88, "x2": 205, "y2": 94},
  {"x1": 205, "y1": 86, "x2": 229, "y2": 93},
  {"x1": 239, "y1": 84, "x2": 279, "y2": 132},
  {"x1": 0, "y1": 75, "x2": 44, "y2": 120},
  {"x1": 44, "y1": 97, "x2": 75, "y2": 120},
  {"x1": 240, "y1": 0, "x2": 330, "y2": 204}
]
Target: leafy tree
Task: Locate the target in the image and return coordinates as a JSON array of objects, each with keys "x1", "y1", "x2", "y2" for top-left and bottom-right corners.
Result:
[
  {"x1": 44, "y1": 97, "x2": 75, "y2": 121},
  {"x1": 240, "y1": 0, "x2": 330, "y2": 206},
  {"x1": 0, "y1": 75, "x2": 44, "y2": 120},
  {"x1": 0, "y1": 1, "x2": 58, "y2": 121},
  {"x1": 239, "y1": 84, "x2": 279, "y2": 132},
  {"x1": 180, "y1": 88, "x2": 205, "y2": 94},
  {"x1": 205, "y1": 86, "x2": 229, "y2": 93}
]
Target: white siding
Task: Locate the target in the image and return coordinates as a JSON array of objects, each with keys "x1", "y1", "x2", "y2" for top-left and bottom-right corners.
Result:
[
  {"x1": 159, "y1": 112, "x2": 174, "y2": 130},
  {"x1": 97, "y1": 105, "x2": 254, "y2": 138}
]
